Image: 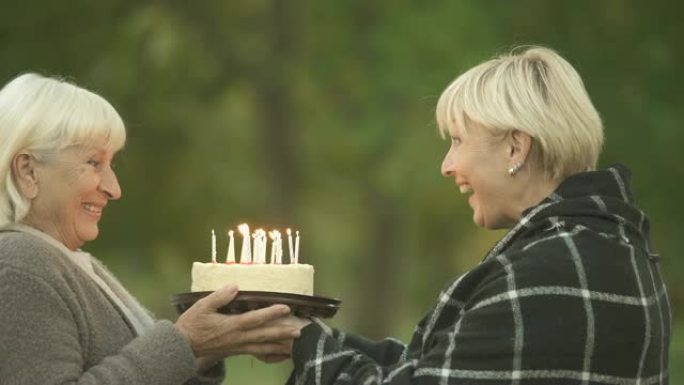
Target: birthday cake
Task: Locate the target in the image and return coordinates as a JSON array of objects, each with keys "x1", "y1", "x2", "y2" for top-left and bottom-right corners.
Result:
[
  {"x1": 190, "y1": 225, "x2": 315, "y2": 296},
  {"x1": 191, "y1": 262, "x2": 314, "y2": 295}
]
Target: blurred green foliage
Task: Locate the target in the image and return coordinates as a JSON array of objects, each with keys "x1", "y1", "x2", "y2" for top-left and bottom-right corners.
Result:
[{"x1": 1, "y1": 1, "x2": 682, "y2": 384}]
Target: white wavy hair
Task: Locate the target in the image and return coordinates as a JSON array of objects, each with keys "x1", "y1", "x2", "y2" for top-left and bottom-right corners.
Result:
[
  {"x1": 0, "y1": 73, "x2": 126, "y2": 226},
  {"x1": 436, "y1": 46, "x2": 604, "y2": 181}
]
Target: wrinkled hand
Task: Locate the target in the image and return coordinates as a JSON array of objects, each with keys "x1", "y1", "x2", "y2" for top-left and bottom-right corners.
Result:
[
  {"x1": 268, "y1": 314, "x2": 313, "y2": 330},
  {"x1": 255, "y1": 315, "x2": 313, "y2": 363},
  {"x1": 195, "y1": 355, "x2": 223, "y2": 373},
  {"x1": 175, "y1": 286, "x2": 301, "y2": 359},
  {"x1": 255, "y1": 353, "x2": 292, "y2": 364}
]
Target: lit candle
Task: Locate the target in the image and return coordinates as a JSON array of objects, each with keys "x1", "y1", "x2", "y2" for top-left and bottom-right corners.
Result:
[
  {"x1": 275, "y1": 230, "x2": 283, "y2": 264},
  {"x1": 238, "y1": 223, "x2": 252, "y2": 263},
  {"x1": 226, "y1": 230, "x2": 235, "y2": 263},
  {"x1": 253, "y1": 229, "x2": 267, "y2": 263},
  {"x1": 269, "y1": 230, "x2": 277, "y2": 264},
  {"x1": 211, "y1": 229, "x2": 217, "y2": 263},
  {"x1": 294, "y1": 230, "x2": 300, "y2": 264},
  {"x1": 251, "y1": 231, "x2": 258, "y2": 263},
  {"x1": 286, "y1": 228, "x2": 294, "y2": 264},
  {"x1": 260, "y1": 229, "x2": 268, "y2": 263},
  {"x1": 259, "y1": 231, "x2": 264, "y2": 263}
]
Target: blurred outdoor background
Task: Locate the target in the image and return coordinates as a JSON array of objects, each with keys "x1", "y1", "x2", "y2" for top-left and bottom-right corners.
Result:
[{"x1": 1, "y1": 1, "x2": 682, "y2": 383}]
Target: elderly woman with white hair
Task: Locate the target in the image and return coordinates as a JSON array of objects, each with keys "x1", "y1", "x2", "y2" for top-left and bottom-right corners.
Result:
[
  {"x1": 283, "y1": 47, "x2": 672, "y2": 384},
  {"x1": 0, "y1": 73, "x2": 301, "y2": 384}
]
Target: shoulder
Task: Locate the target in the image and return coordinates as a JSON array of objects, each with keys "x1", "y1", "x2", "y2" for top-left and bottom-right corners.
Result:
[
  {"x1": 461, "y1": 226, "x2": 598, "y2": 298},
  {"x1": 444, "y1": 222, "x2": 638, "y2": 308},
  {"x1": 502, "y1": 223, "x2": 643, "y2": 295},
  {"x1": 509, "y1": 221, "x2": 627, "y2": 264},
  {"x1": 0, "y1": 230, "x2": 70, "y2": 280}
]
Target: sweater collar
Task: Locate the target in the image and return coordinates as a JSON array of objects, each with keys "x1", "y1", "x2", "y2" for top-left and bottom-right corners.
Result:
[
  {"x1": 546, "y1": 163, "x2": 633, "y2": 205},
  {"x1": 0, "y1": 223, "x2": 95, "y2": 273},
  {"x1": 483, "y1": 164, "x2": 656, "y2": 261}
]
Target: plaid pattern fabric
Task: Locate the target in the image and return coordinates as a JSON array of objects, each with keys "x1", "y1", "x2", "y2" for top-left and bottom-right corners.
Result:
[{"x1": 288, "y1": 164, "x2": 671, "y2": 385}]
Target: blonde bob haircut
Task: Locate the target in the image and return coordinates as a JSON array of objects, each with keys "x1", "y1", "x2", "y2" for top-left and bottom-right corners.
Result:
[
  {"x1": 0, "y1": 73, "x2": 126, "y2": 227},
  {"x1": 436, "y1": 46, "x2": 603, "y2": 181}
]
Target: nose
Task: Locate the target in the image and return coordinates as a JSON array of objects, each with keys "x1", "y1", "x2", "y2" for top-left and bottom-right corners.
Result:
[
  {"x1": 441, "y1": 148, "x2": 455, "y2": 177},
  {"x1": 101, "y1": 166, "x2": 122, "y2": 200}
]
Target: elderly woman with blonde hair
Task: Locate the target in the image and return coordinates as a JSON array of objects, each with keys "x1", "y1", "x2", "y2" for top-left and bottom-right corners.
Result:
[
  {"x1": 283, "y1": 47, "x2": 672, "y2": 384},
  {"x1": 0, "y1": 73, "x2": 301, "y2": 384}
]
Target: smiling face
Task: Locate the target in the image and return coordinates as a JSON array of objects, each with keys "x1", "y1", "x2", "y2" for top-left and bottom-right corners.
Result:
[
  {"x1": 22, "y1": 143, "x2": 121, "y2": 250},
  {"x1": 440, "y1": 123, "x2": 518, "y2": 229}
]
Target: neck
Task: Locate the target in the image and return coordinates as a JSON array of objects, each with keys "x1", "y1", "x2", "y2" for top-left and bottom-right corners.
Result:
[
  {"x1": 19, "y1": 216, "x2": 79, "y2": 251},
  {"x1": 509, "y1": 173, "x2": 560, "y2": 224}
]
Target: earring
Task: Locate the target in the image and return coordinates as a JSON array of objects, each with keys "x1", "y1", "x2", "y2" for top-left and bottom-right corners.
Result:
[{"x1": 508, "y1": 162, "x2": 523, "y2": 176}]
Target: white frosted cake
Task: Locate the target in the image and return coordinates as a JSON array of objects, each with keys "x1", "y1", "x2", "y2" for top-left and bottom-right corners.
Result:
[{"x1": 191, "y1": 262, "x2": 315, "y2": 295}]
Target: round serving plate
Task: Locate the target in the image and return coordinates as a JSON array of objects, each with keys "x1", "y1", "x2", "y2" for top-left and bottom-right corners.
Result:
[{"x1": 170, "y1": 291, "x2": 341, "y2": 318}]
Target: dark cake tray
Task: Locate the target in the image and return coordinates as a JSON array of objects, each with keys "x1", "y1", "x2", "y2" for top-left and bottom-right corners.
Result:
[{"x1": 170, "y1": 290, "x2": 341, "y2": 318}]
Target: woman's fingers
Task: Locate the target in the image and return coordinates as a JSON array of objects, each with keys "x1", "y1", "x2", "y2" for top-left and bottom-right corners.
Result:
[
  {"x1": 255, "y1": 354, "x2": 291, "y2": 364},
  {"x1": 176, "y1": 291, "x2": 301, "y2": 359},
  {"x1": 237, "y1": 342, "x2": 293, "y2": 356},
  {"x1": 195, "y1": 285, "x2": 239, "y2": 311},
  {"x1": 228, "y1": 323, "x2": 300, "y2": 346},
  {"x1": 226, "y1": 304, "x2": 291, "y2": 330}
]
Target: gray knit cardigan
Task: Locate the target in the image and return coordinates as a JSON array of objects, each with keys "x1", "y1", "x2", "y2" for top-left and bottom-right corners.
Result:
[{"x1": 0, "y1": 229, "x2": 224, "y2": 384}]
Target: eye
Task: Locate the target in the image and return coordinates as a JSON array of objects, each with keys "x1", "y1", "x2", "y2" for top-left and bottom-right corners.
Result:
[
  {"x1": 87, "y1": 159, "x2": 101, "y2": 168},
  {"x1": 451, "y1": 136, "x2": 461, "y2": 145}
]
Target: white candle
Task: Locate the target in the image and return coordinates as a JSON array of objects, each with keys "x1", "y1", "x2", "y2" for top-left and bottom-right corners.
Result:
[
  {"x1": 276, "y1": 234, "x2": 283, "y2": 264},
  {"x1": 226, "y1": 230, "x2": 235, "y2": 263},
  {"x1": 294, "y1": 230, "x2": 300, "y2": 264},
  {"x1": 262, "y1": 230, "x2": 268, "y2": 263},
  {"x1": 211, "y1": 229, "x2": 217, "y2": 263},
  {"x1": 286, "y1": 228, "x2": 294, "y2": 264},
  {"x1": 275, "y1": 230, "x2": 283, "y2": 264},
  {"x1": 251, "y1": 231, "x2": 259, "y2": 263},
  {"x1": 252, "y1": 230, "x2": 264, "y2": 264},
  {"x1": 269, "y1": 231, "x2": 277, "y2": 264},
  {"x1": 238, "y1": 223, "x2": 252, "y2": 263},
  {"x1": 254, "y1": 229, "x2": 267, "y2": 263}
]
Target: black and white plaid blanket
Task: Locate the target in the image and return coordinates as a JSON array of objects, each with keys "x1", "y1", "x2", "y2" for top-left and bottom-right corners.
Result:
[{"x1": 288, "y1": 164, "x2": 671, "y2": 385}]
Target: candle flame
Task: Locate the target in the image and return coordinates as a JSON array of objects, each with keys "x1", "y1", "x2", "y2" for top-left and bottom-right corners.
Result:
[
  {"x1": 287, "y1": 228, "x2": 292, "y2": 236},
  {"x1": 211, "y1": 228, "x2": 217, "y2": 263},
  {"x1": 238, "y1": 223, "x2": 250, "y2": 236},
  {"x1": 269, "y1": 230, "x2": 277, "y2": 240},
  {"x1": 228, "y1": 230, "x2": 234, "y2": 236}
]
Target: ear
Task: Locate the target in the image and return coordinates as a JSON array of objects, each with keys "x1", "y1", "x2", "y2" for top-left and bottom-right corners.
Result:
[
  {"x1": 12, "y1": 152, "x2": 40, "y2": 199},
  {"x1": 507, "y1": 130, "x2": 533, "y2": 165}
]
